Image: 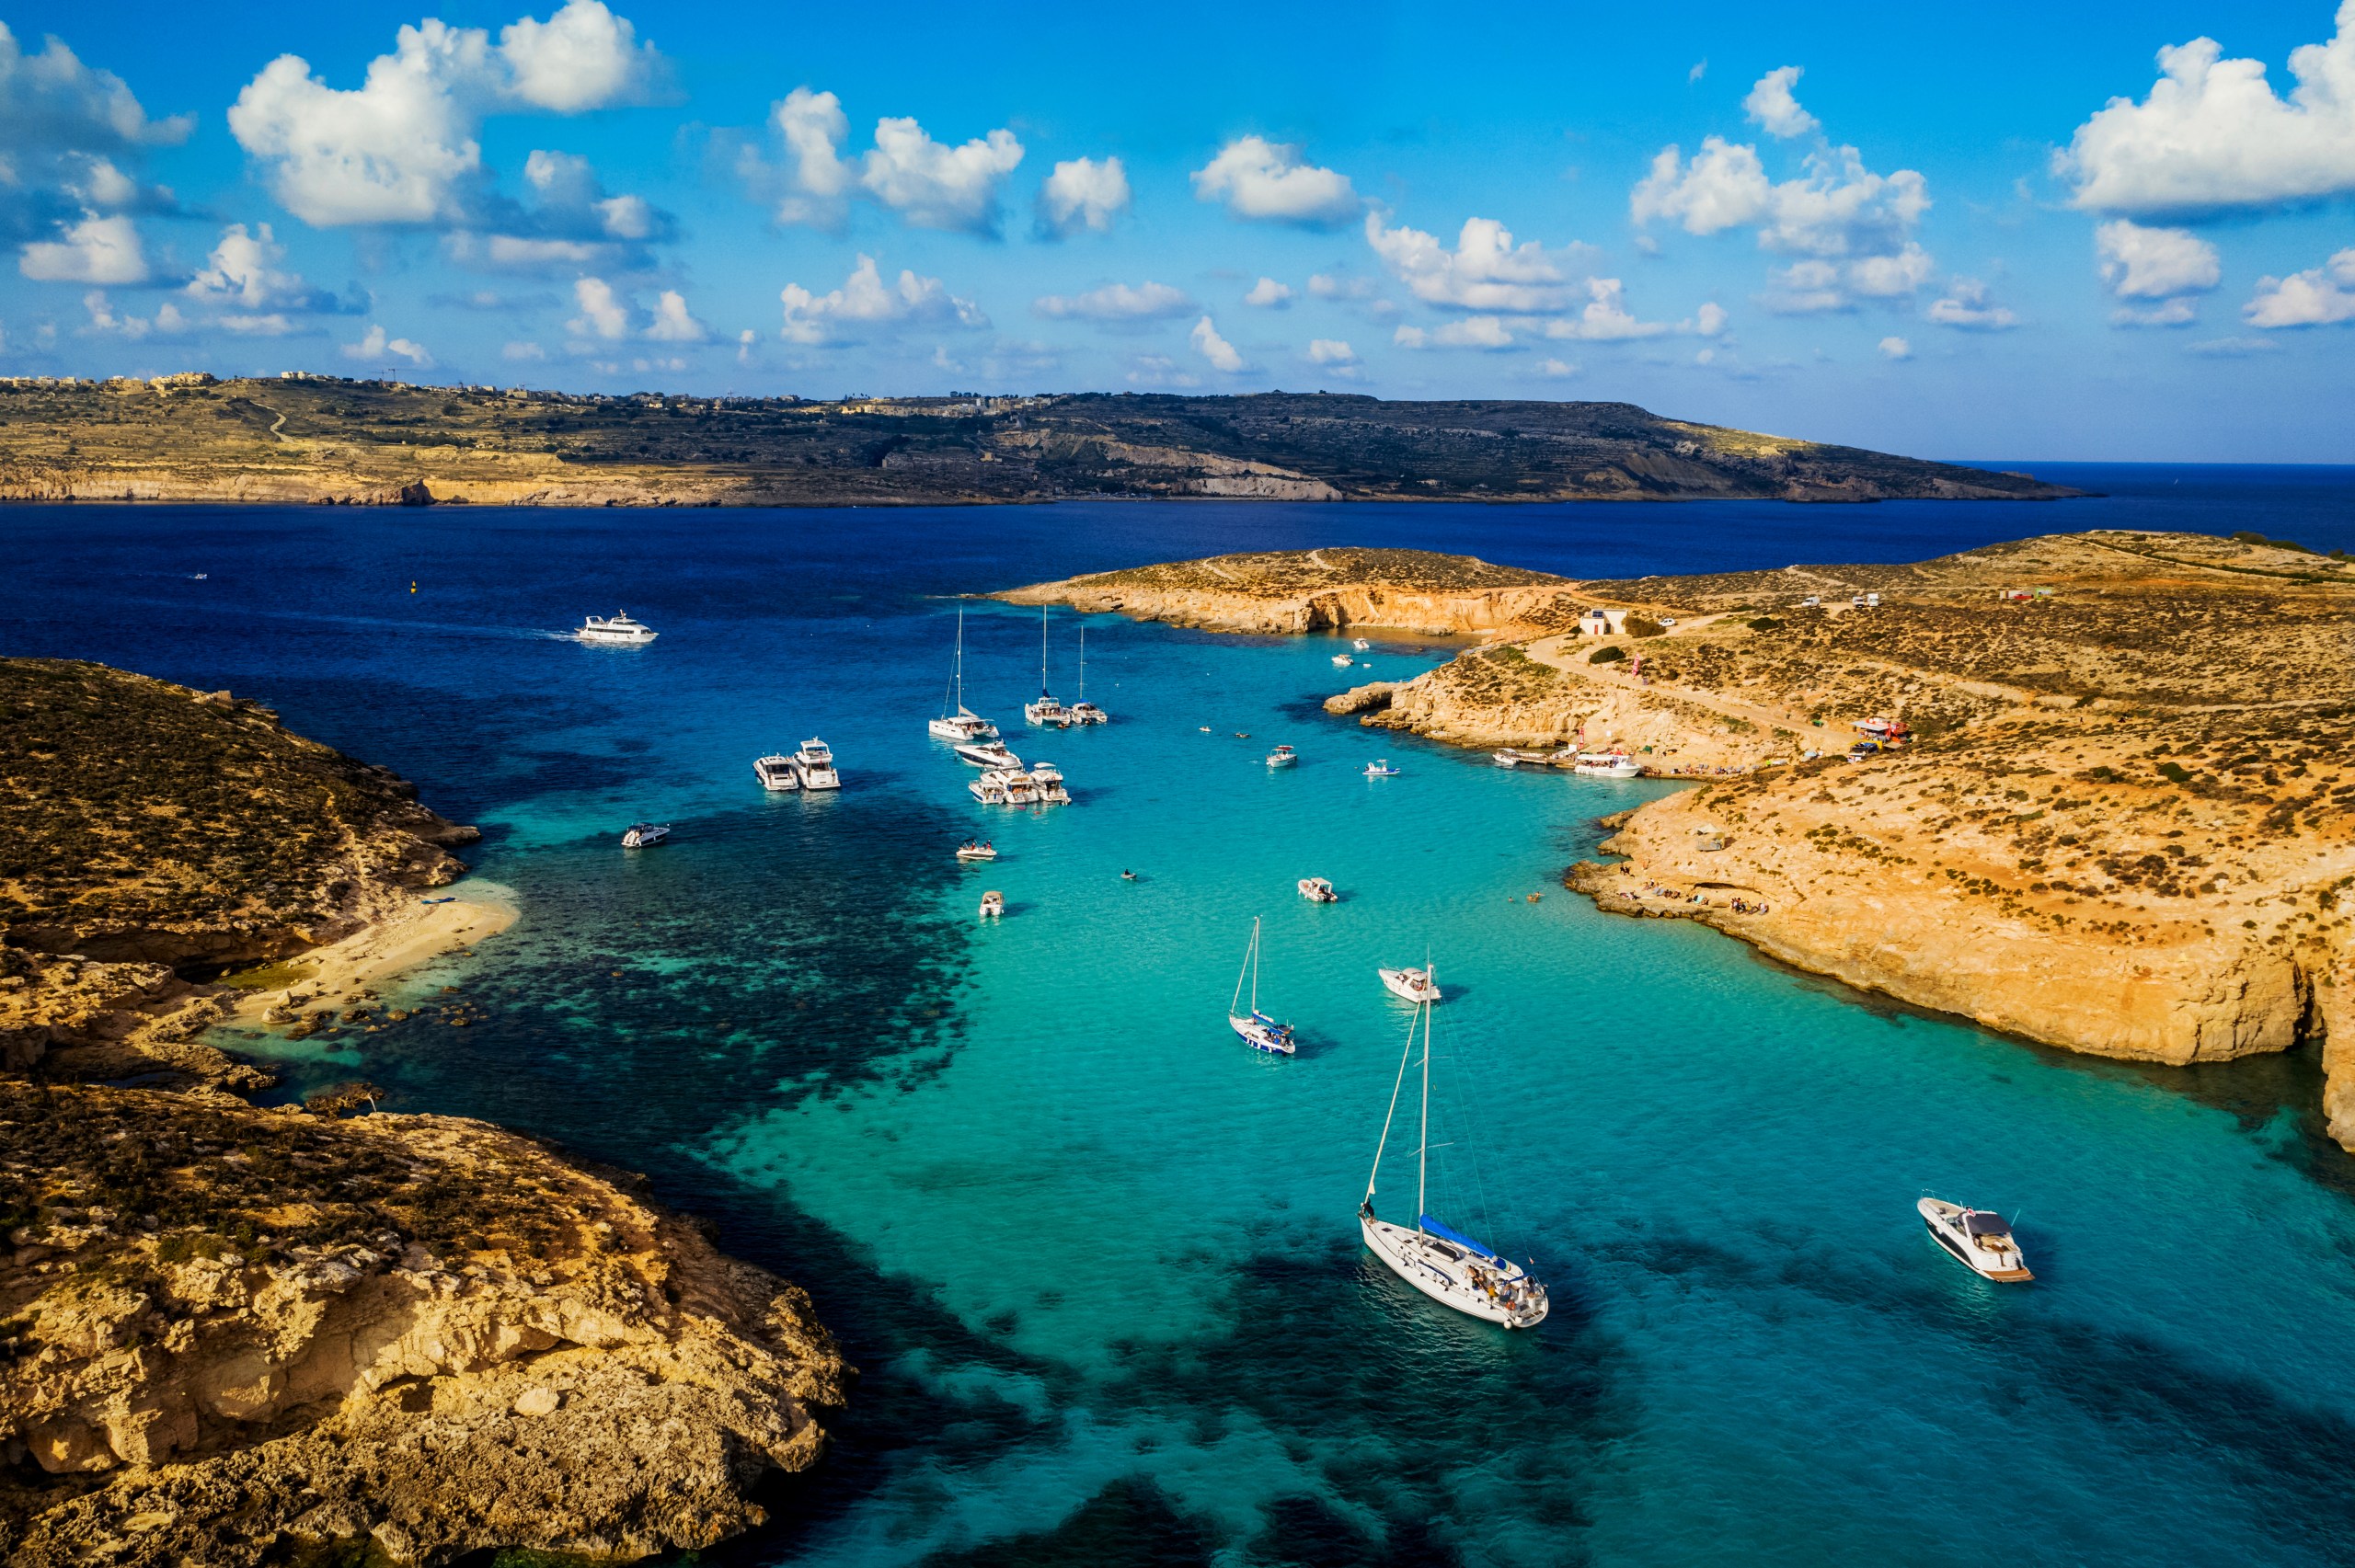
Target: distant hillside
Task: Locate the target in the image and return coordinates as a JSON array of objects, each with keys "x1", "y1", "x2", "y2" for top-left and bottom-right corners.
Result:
[{"x1": 0, "y1": 375, "x2": 2079, "y2": 507}]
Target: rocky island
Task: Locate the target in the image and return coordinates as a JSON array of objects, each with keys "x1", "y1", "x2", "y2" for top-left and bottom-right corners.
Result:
[
  {"x1": 1008, "y1": 534, "x2": 2355, "y2": 1150},
  {"x1": 0, "y1": 659, "x2": 844, "y2": 1563},
  {"x1": 0, "y1": 374, "x2": 2076, "y2": 508}
]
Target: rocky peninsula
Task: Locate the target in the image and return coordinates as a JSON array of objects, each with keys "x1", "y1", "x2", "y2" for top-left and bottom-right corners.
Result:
[
  {"x1": 1008, "y1": 534, "x2": 2355, "y2": 1150},
  {"x1": 0, "y1": 374, "x2": 2077, "y2": 508},
  {"x1": 0, "y1": 658, "x2": 844, "y2": 1562}
]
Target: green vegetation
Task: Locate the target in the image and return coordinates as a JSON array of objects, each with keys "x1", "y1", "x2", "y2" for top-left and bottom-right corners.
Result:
[{"x1": 1589, "y1": 645, "x2": 1628, "y2": 664}]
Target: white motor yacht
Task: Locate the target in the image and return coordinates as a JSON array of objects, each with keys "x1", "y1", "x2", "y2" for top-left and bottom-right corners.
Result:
[
  {"x1": 1029, "y1": 762, "x2": 1071, "y2": 805},
  {"x1": 1226, "y1": 917, "x2": 1296, "y2": 1056},
  {"x1": 1266, "y1": 744, "x2": 1298, "y2": 768},
  {"x1": 1352, "y1": 637, "x2": 1371, "y2": 650},
  {"x1": 1378, "y1": 965, "x2": 1438, "y2": 1004},
  {"x1": 753, "y1": 754, "x2": 800, "y2": 792},
  {"x1": 1919, "y1": 1197, "x2": 2033, "y2": 1282},
  {"x1": 1360, "y1": 984, "x2": 1547, "y2": 1328},
  {"x1": 1332, "y1": 653, "x2": 1354, "y2": 668},
  {"x1": 621, "y1": 822, "x2": 671, "y2": 848},
  {"x1": 793, "y1": 738, "x2": 841, "y2": 791},
  {"x1": 955, "y1": 739, "x2": 1022, "y2": 769},
  {"x1": 580, "y1": 611, "x2": 658, "y2": 645},
  {"x1": 1364, "y1": 760, "x2": 1400, "y2": 777},
  {"x1": 1298, "y1": 877, "x2": 1338, "y2": 902},
  {"x1": 979, "y1": 889, "x2": 1005, "y2": 918},
  {"x1": 931, "y1": 604, "x2": 1002, "y2": 741},
  {"x1": 1001, "y1": 769, "x2": 1041, "y2": 806},
  {"x1": 968, "y1": 773, "x2": 1010, "y2": 805},
  {"x1": 1573, "y1": 750, "x2": 1641, "y2": 779}
]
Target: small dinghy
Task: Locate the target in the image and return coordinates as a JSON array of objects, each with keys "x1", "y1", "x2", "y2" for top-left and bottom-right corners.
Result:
[
  {"x1": 1226, "y1": 917, "x2": 1296, "y2": 1055},
  {"x1": 1266, "y1": 744, "x2": 1298, "y2": 768},
  {"x1": 1378, "y1": 965, "x2": 1437, "y2": 1004},
  {"x1": 979, "y1": 889, "x2": 1005, "y2": 918},
  {"x1": 621, "y1": 822, "x2": 671, "y2": 849},
  {"x1": 1918, "y1": 1196, "x2": 2033, "y2": 1282},
  {"x1": 1298, "y1": 877, "x2": 1338, "y2": 903},
  {"x1": 956, "y1": 841, "x2": 997, "y2": 862},
  {"x1": 1364, "y1": 760, "x2": 1400, "y2": 777}
]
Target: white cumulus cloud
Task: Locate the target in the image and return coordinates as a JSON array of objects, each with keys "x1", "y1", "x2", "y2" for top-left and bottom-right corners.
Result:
[
  {"x1": 779, "y1": 253, "x2": 986, "y2": 344},
  {"x1": 1307, "y1": 338, "x2": 1356, "y2": 364},
  {"x1": 227, "y1": 1, "x2": 664, "y2": 228},
  {"x1": 1245, "y1": 277, "x2": 1293, "y2": 307},
  {"x1": 644, "y1": 288, "x2": 706, "y2": 341},
  {"x1": 1191, "y1": 135, "x2": 1359, "y2": 225},
  {"x1": 1036, "y1": 155, "x2": 1130, "y2": 236},
  {"x1": 1924, "y1": 279, "x2": 2019, "y2": 331},
  {"x1": 1544, "y1": 278, "x2": 1668, "y2": 340},
  {"x1": 1394, "y1": 316, "x2": 1514, "y2": 349},
  {"x1": 1032, "y1": 280, "x2": 1193, "y2": 320},
  {"x1": 751, "y1": 87, "x2": 1022, "y2": 234},
  {"x1": 2097, "y1": 219, "x2": 2220, "y2": 326},
  {"x1": 569, "y1": 275, "x2": 628, "y2": 339},
  {"x1": 18, "y1": 212, "x2": 145, "y2": 282},
  {"x1": 2245, "y1": 246, "x2": 2355, "y2": 326},
  {"x1": 1363, "y1": 212, "x2": 1582, "y2": 314},
  {"x1": 343, "y1": 322, "x2": 432, "y2": 364},
  {"x1": 1189, "y1": 314, "x2": 1248, "y2": 372},
  {"x1": 2057, "y1": 5, "x2": 2355, "y2": 214},
  {"x1": 1878, "y1": 335, "x2": 1912, "y2": 360},
  {"x1": 1743, "y1": 66, "x2": 1820, "y2": 140}
]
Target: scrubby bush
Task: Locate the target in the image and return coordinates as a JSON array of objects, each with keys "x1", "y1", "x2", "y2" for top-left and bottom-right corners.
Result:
[
  {"x1": 1589, "y1": 645, "x2": 1627, "y2": 664},
  {"x1": 1747, "y1": 616, "x2": 1780, "y2": 632},
  {"x1": 1624, "y1": 616, "x2": 1666, "y2": 638}
]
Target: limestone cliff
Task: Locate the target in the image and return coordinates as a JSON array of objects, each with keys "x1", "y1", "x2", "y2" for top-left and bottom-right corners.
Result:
[{"x1": 0, "y1": 1081, "x2": 845, "y2": 1566}]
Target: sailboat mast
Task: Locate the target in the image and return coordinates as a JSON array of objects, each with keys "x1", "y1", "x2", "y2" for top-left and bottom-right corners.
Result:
[
  {"x1": 1040, "y1": 604, "x2": 1050, "y2": 696},
  {"x1": 1231, "y1": 918, "x2": 1257, "y2": 1017},
  {"x1": 1249, "y1": 919, "x2": 1260, "y2": 1013},
  {"x1": 1078, "y1": 624, "x2": 1086, "y2": 703},
  {"x1": 1366, "y1": 1001, "x2": 1418, "y2": 1204},
  {"x1": 1416, "y1": 998, "x2": 1431, "y2": 1222},
  {"x1": 953, "y1": 603, "x2": 965, "y2": 712}
]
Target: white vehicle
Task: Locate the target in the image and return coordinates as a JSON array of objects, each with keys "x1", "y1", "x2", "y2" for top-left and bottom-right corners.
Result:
[
  {"x1": 621, "y1": 822, "x2": 670, "y2": 848},
  {"x1": 1918, "y1": 1197, "x2": 2033, "y2": 1282},
  {"x1": 1226, "y1": 917, "x2": 1296, "y2": 1056},
  {"x1": 1360, "y1": 981, "x2": 1547, "y2": 1328},
  {"x1": 753, "y1": 754, "x2": 800, "y2": 792},
  {"x1": 580, "y1": 611, "x2": 658, "y2": 645},
  {"x1": 1573, "y1": 750, "x2": 1641, "y2": 779},
  {"x1": 955, "y1": 739, "x2": 1022, "y2": 770},
  {"x1": 1029, "y1": 762, "x2": 1071, "y2": 805},
  {"x1": 1332, "y1": 653, "x2": 1355, "y2": 669},
  {"x1": 1378, "y1": 965, "x2": 1437, "y2": 1004},
  {"x1": 931, "y1": 604, "x2": 1001, "y2": 741},
  {"x1": 793, "y1": 738, "x2": 841, "y2": 791},
  {"x1": 1025, "y1": 604, "x2": 1071, "y2": 726},
  {"x1": 1266, "y1": 744, "x2": 1298, "y2": 768},
  {"x1": 1298, "y1": 876, "x2": 1338, "y2": 903},
  {"x1": 1068, "y1": 624, "x2": 1109, "y2": 724},
  {"x1": 979, "y1": 889, "x2": 1005, "y2": 918}
]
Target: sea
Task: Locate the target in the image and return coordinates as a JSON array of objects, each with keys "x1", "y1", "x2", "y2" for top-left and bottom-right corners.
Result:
[{"x1": 9, "y1": 462, "x2": 2355, "y2": 1568}]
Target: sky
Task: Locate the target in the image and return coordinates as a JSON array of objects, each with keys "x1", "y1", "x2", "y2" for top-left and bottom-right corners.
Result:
[{"x1": 1, "y1": 1, "x2": 2352, "y2": 462}]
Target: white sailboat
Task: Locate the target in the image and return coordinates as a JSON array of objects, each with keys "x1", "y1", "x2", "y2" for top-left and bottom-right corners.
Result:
[
  {"x1": 1025, "y1": 605, "x2": 1070, "y2": 727},
  {"x1": 1359, "y1": 987, "x2": 1547, "y2": 1328},
  {"x1": 931, "y1": 604, "x2": 1001, "y2": 741},
  {"x1": 1226, "y1": 917, "x2": 1296, "y2": 1055},
  {"x1": 1069, "y1": 624, "x2": 1109, "y2": 725}
]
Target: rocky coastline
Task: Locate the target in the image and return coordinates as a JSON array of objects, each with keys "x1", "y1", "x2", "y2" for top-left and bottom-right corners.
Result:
[
  {"x1": 1011, "y1": 534, "x2": 2355, "y2": 1150},
  {"x1": 0, "y1": 658, "x2": 844, "y2": 1562}
]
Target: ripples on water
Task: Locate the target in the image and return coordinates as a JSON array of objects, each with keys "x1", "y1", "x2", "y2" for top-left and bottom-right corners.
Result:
[{"x1": 8, "y1": 476, "x2": 2355, "y2": 1566}]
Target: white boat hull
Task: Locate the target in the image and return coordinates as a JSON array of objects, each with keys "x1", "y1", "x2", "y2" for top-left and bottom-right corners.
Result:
[
  {"x1": 1918, "y1": 1198, "x2": 2033, "y2": 1282},
  {"x1": 1360, "y1": 1216, "x2": 1546, "y2": 1328},
  {"x1": 795, "y1": 765, "x2": 841, "y2": 791},
  {"x1": 1378, "y1": 967, "x2": 1437, "y2": 1004},
  {"x1": 1228, "y1": 1013, "x2": 1295, "y2": 1055}
]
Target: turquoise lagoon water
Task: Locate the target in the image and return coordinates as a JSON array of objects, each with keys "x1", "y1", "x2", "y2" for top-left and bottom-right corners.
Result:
[{"x1": 9, "y1": 480, "x2": 2355, "y2": 1566}]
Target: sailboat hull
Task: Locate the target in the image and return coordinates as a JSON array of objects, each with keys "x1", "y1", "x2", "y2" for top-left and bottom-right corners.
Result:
[{"x1": 1360, "y1": 1216, "x2": 1547, "y2": 1328}]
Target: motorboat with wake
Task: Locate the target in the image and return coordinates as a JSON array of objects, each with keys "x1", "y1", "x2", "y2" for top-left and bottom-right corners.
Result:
[
  {"x1": 1918, "y1": 1197, "x2": 2033, "y2": 1281},
  {"x1": 931, "y1": 604, "x2": 1001, "y2": 741},
  {"x1": 793, "y1": 738, "x2": 841, "y2": 790},
  {"x1": 753, "y1": 754, "x2": 800, "y2": 791},
  {"x1": 1266, "y1": 744, "x2": 1298, "y2": 768},
  {"x1": 1360, "y1": 983, "x2": 1547, "y2": 1328},
  {"x1": 1025, "y1": 605, "x2": 1071, "y2": 726},
  {"x1": 580, "y1": 611, "x2": 658, "y2": 645},
  {"x1": 1068, "y1": 624, "x2": 1109, "y2": 724},
  {"x1": 1298, "y1": 877, "x2": 1338, "y2": 902},
  {"x1": 621, "y1": 822, "x2": 671, "y2": 848},
  {"x1": 1378, "y1": 964, "x2": 1438, "y2": 1004},
  {"x1": 955, "y1": 739, "x2": 1022, "y2": 769},
  {"x1": 1226, "y1": 917, "x2": 1296, "y2": 1055}
]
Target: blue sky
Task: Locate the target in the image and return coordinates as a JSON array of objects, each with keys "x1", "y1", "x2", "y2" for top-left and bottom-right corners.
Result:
[{"x1": 2, "y1": 1, "x2": 2351, "y2": 461}]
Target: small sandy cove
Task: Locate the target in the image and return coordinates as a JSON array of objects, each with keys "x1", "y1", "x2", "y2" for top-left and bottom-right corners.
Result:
[{"x1": 225, "y1": 883, "x2": 518, "y2": 1024}]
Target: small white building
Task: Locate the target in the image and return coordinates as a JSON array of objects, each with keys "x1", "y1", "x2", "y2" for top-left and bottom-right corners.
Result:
[{"x1": 1576, "y1": 607, "x2": 1630, "y2": 637}]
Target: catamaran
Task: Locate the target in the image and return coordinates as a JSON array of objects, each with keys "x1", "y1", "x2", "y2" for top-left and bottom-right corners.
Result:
[
  {"x1": 1360, "y1": 986, "x2": 1547, "y2": 1328},
  {"x1": 1226, "y1": 917, "x2": 1296, "y2": 1055},
  {"x1": 931, "y1": 604, "x2": 1001, "y2": 741},
  {"x1": 1068, "y1": 624, "x2": 1109, "y2": 724},
  {"x1": 1025, "y1": 605, "x2": 1070, "y2": 726}
]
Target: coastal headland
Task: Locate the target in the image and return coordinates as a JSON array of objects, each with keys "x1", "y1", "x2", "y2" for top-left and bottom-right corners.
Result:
[
  {"x1": 0, "y1": 374, "x2": 2077, "y2": 507},
  {"x1": 0, "y1": 658, "x2": 843, "y2": 1562},
  {"x1": 1005, "y1": 533, "x2": 2355, "y2": 1150}
]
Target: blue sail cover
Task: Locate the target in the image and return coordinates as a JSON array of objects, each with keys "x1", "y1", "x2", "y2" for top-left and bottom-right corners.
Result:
[{"x1": 1419, "y1": 1216, "x2": 1502, "y2": 1263}]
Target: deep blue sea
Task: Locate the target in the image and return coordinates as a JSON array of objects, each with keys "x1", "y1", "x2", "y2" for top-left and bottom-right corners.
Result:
[{"x1": 9, "y1": 466, "x2": 2355, "y2": 1567}]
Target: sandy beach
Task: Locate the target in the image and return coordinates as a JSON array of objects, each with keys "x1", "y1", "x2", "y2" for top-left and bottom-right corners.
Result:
[{"x1": 224, "y1": 882, "x2": 519, "y2": 1025}]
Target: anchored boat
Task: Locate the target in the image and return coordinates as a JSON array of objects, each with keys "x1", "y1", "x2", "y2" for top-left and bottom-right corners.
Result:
[
  {"x1": 1360, "y1": 983, "x2": 1547, "y2": 1328},
  {"x1": 621, "y1": 822, "x2": 671, "y2": 849},
  {"x1": 1364, "y1": 760, "x2": 1400, "y2": 777},
  {"x1": 753, "y1": 754, "x2": 799, "y2": 791},
  {"x1": 1919, "y1": 1197, "x2": 2033, "y2": 1282},
  {"x1": 1298, "y1": 877, "x2": 1338, "y2": 902},
  {"x1": 1226, "y1": 917, "x2": 1296, "y2": 1056},
  {"x1": 955, "y1": 739, "x2": 1022, "y2": 769},
  {"x1": 1378, "y1": 964, "x2": 1437, "y2": 1004},
  {"x1": 1024, "y1": 605, "x2": 1070, "y2": 726},
  {"x1": 1068, "y1": 624, "x2": 1109, "y2": 724},
  {"x1": 793, "y1": 738, "x2": 841, "y2": 791},
  {"x1": 1266, "y1": 744, "x2": 1298, "y2": 768},
  {"x1": 931, "y1": 604, "x2": 1001, "y2": 741}
]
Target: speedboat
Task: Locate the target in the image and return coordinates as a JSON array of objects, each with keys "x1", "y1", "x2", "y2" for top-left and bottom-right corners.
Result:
[
  {"x1": 956, "y1": 841, "x2": 998, "y2": 861},
  {"x1": 1029, "y1": 762, "x2": 1071, "y2": 805},
  {"x1": 1572, "y1": 750, "x2": 1641, "y2": 779},
  {"x1": 753, "y1": 754, "x2": 800, "y2": 791},
  {"x1": 1332, "y1": 653, "x2": 1354, "y2": 668},
  {"x1": 932, "y1": 605, "x2": 1002, "y2": 740},
  {"x1": 1266, "y1": 744, "x2": 1298, "y2": 768},
  {"x1": 1352, "y1": 637, "x2": 1370, "y2": 650},
  {"x1": 1378, "y1": 965, "x2": 1437, "y2": 1004},
  {"x1": 1360, "y1": 979, "x2": 1547, "y2": 1328},
  {"x1": 1226, "y1": 917, "x2": 1296, "y2": 1056},
  {"x1": 955, "y1": 740, "x2": 1022, "y2": 769},
  {"x1": 1918, "y1": 1197, "x2": 2033, "y2": 1282},
  {"x1": 793, "y1": 738, "x2": 841, "y2": 791},
  {"x1": 979, "y1": 889, "x2": 1005, "y2": 918},
  {"x1": 1364, "y1": 760, "x2": 1400, "y2": 777},
  {"x1": 621, "y1": 822, "x2": 670, "y2": 848},
  {"x1": 1298, "y1": 877, "x2": 1338, "y2": 903},
  {"x1": 580, "y1": 611, "x2": 658, "y2": 645}
]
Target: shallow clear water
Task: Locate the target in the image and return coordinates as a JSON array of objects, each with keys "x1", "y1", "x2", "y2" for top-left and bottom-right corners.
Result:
[{"x1": 8, "y1": 478, "x2": 2355, "y2": 1566}]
